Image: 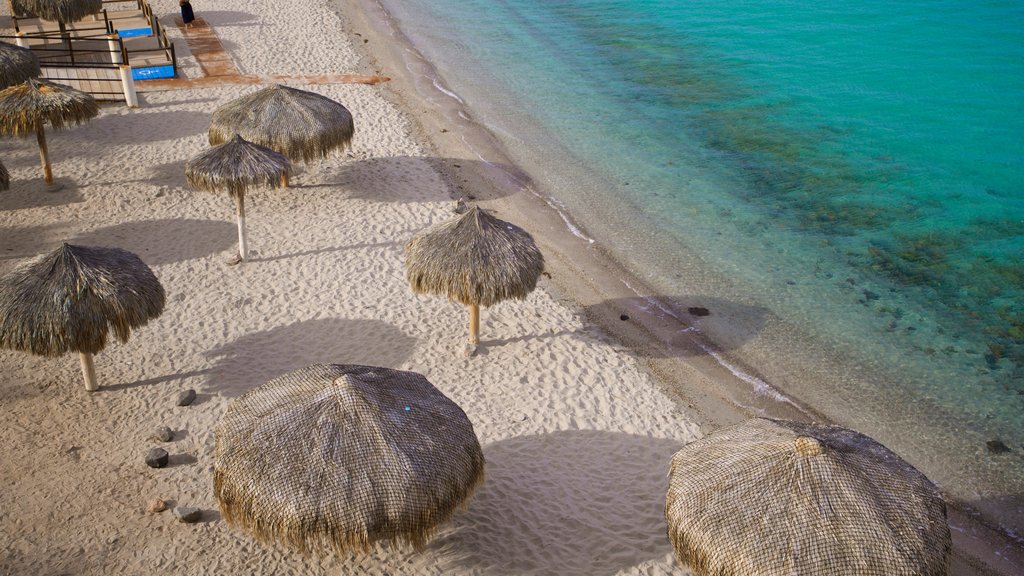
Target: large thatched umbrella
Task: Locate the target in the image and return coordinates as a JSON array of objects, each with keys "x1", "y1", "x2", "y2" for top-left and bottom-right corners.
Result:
[
  {"x1": 214, "y1": 363, "x2": 485, "y2": 554},
  {"x1": 17, "y1": 0, "x2": 103, "y2": 34},
  {"x1": 208, "y1": 84, "x2": 354, "y2": 186},
  {"x1": 0, "y1": 243, "x2": 166, "y2": 391},
  {"x1": 0, "y1": 78, "x2": 98, "y2": 185},
  {"x1": 0, "y1": 41, "x2": 40, "y2": 89},
  {"x1": 404, "y1": 205, "x2": 544, "y2": 355},
  {"x1": 665, "y1": 418, "x2": 951, "y2": 576},
  {"x1": 185, "y1": 134, "x2": 290, "y2": 262}
]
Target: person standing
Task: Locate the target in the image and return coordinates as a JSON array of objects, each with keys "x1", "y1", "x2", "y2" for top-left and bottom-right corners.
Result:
[{"x1": 179, "y1": 0, "x2": 195, "y2": 29}]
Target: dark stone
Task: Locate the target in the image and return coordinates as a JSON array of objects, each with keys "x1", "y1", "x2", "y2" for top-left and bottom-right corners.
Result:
[
  {"x1": 987, "y1": 439, "x2": 1012, "y2": 454},
  {"x1": 786, "y1": 279, "x2": 796, "y2": 285},
  {"x1": 153, "y1": 426, "x2": 173, "y2": 443},
  {"x1": 145, "y1": 448, "x2": 169, "y2": 468},
  {"x1": 619, "y1": 314, "x2": 630, "y2": 321},
  {"x1": 173, "y1": 506, "x2": 202, "y2": 523},
  {"x1": 176, "y1": 389, "x2": 197, "y2": 407},
  {"x1": 687, "y1": 307, "x2": 711, "y2": 317},
  {"x1": 863, "y1": 290, "x2": 880, "y2": 301}
]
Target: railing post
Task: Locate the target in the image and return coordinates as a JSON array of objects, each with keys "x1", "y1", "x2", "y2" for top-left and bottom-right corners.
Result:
[
  {"x1": 14, "y1": 31, "x2": 27, "y2": 48},
  {"x1": 119, "y1": 65, "x2": 138, "y2": 108},
  {"x1": 107, "y1": 33, "x2": 121, "y2": 64}
]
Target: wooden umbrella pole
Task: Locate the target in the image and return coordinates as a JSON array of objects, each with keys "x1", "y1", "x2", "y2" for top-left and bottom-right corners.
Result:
[
  {"x1": 36, "y1": 124, "x2": 53, "y2": 184},
  {"x1": 234, "y1": 194, "x2": 248, "y2": 260},
  {"x1": 80, "y1": 352, "x2": 98, "y2": 392},
  {"x1": 469, "y1": 303, "x2": 480, "y2": 347},
  {"x1": 280, "y1": 172, "x2": 289, "y2": 188}
]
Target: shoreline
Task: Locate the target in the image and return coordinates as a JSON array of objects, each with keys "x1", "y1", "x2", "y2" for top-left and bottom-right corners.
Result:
[{"x1": 338, "y1": 0, "x2": 1024, "y2": 573}]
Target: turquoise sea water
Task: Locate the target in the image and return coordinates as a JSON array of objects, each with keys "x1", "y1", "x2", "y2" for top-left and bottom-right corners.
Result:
[{"x1": 376, "y1": 0, "x2": 1024, "y2": 530}]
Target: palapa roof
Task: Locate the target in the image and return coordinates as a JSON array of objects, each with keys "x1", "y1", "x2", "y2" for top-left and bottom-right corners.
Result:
[
  {"x1": 0, "y1": 41, "x2": 40, "y2": 89},
  {"x1": 185, "y1": 134, "x2": 290, "y2": 198},
  {"x1": 17, "y1": 0, "x2": 102, "y2": 22},
  {"x1": 0, "y1": 243, "x2": 166, "y2": 356},
  {"x1": 0, "y1": 78, "x2": 98, "y2": 137},
  {"x1": 404, "y1": 206, "x2": 544, "y2": 307},
  {"x1": 214, "y1": 363, "x2": 485, "y2": 554},
  {"x1": 665, "y1": 418, "x2": 951, "y2": 576},
  {"x1": 208, "y1": 84, "x2": 354, "y2": 164}
]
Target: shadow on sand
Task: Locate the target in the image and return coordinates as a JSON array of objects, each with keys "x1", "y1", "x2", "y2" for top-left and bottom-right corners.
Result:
[
  {"x1": 583, "y1": 295, "x2": 769, "y2": 357},
  {"x1": 203, "y1": 318, "x2": 417, "y2": 397},
  {"x1": 0, "y1": 180, "x2": 86, "y2": 211},
  {"x1": 318, "y1": 156, "x2": 527, "y2": 203},
  {"x1": 70, "y1": 218, "x2": 236, "y2": 266},
  {"x1": 432, "y1": 430, "x2": 685, "y2": 575}
]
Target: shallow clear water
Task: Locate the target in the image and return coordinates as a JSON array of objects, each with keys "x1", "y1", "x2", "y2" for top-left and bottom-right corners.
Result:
[{"x1": 378, "y1": 0, "x2": 1024, "y2": 530}]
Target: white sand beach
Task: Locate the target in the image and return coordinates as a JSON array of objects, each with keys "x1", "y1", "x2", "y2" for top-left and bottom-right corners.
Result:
[{"x1": 0, "y1": 0, "x2": 1021, "y2": 574}]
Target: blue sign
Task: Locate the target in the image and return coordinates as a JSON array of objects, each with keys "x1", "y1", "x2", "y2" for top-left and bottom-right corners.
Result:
[
  {"x1": 132, "y1": 65, "x2": 174, "y2": 81},
  {"x1": 117, "y1": 27, "x2": 153, "y2": 38}
]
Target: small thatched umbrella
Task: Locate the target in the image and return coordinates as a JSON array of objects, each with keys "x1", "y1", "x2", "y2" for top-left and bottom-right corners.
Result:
[
  {"x1": 17, "y1": 0, "x2": 103, "y2": 34},
  {"x1": 404, "y1": 205, "x2": 544, "y2": 354},
  {"x1": 185, "y1": 134, "x2": 290, "y2": 262},
  {"x1": 0, "y1": 78, "x2": 98, "y2": 185},
  {"x1": 665, "y1": 418, "x2": 951, "y2": 576},
  {"x1": 0, "y1": 41, "x2": 40, "y2": 89},
  {"x1": 0, "y1": 243, "x2": 166, "y2": 391},
  {"x1": 208, "y1": 84, "x2": 354, "y2": 186},
  {"x1": 214, "y1": 363, "x2": 485, "y2": 554},
  {"x1": 0, "y1": 159, "x2": 9, "y2": 191}
]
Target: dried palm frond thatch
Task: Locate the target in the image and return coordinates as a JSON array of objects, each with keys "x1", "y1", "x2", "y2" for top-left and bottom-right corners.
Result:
[
  {"x1": 18, "y1": 0, "x2": 102, "y2": 27},
  {"x1": 0, "y1": 243, "x2": 165, "y2": 391},
  {"x1": 214, "y1": 363, "x2": 485, "y2": 555},
  {"x1": 209, "y1": 84, "x2": 354, "y2": 177},
  {"x1": 0, "y1": 78, "x2": 98, "y2": 184},
  {"x1": 0, "y1": 159, "x2": 9, "y2": 191},
  {"x1": 665, "y1": 418, "x2": 951, "y2": 576},
  {"x1": 185, "y1": 134, "x2": 290, "y2": 262},
  {"x1": 0, "y1": 41, "x2": 40, "y2": 89},
  {"x1": 404, "y1": 205, "x2": 544, "y2": 354}
]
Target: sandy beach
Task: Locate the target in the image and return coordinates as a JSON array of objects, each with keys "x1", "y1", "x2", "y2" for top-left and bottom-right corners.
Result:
[{"x1": 0, "y1": 0, "x2": 1021, "y2": 574}]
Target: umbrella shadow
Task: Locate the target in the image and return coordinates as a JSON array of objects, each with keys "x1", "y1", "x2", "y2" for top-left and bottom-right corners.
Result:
[
  {"x1": 0, "y1": 223, "x2": 69, "y2": 262},
  {"x1": 101, "y1": 369, "x2": 211, "y2": 392},
  {"x1": 433, "y1": 430, "x2": 685, "y2": 575},
  {"x1": 0, "y1": 180, "x2": 86, "y2": 211},
  {"x1": 320, "y1": 156, "x2": 523, "y2": 203},
  {"x1": 583, "y1": 295, "x2": 769, "y2": 357},
  {"x1": 192, "y1": 10, "x2": 259, "y2": 26},
  {"x1": 249, "y1": 240, "x2": 403, "y2": 263},
  {"x1": 204, "y1": 318, "x2": 417, "y2": 397},
  {"x1": 69, "y1": 218, "x2": 236, "y2": 266},
  {"x1": 73, "y1": 110, "x2": 209, "y2": 148}
]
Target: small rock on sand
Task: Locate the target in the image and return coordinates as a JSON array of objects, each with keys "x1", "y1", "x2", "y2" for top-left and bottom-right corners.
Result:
[
  {"x1": 173, "y1": 507, "x2": 202, "y2": 523},
  {"x1": 145, "y1": 448, "x2": 169, "y2": 468},
  {"x1": 146, "y1": 499, "x2": 167, "y2": 514},
  {"x1": 176, "y1": 389, "x2": 197, "y2": 407},
  {"x1": 152, "y1": 426, "x2": 173, "y2": 442}
]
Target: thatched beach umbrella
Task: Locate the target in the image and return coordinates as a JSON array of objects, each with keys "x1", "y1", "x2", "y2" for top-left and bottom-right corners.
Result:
[
  {"x1": 0, "y1": 243, "x2": 166, "y2": 391},
  {"x1": 665, "y1": 418, "x2": 951, "y2": 576},
  {"x1": 0, "y1": 41, "x2": 40, "y2": 89},
  {"x1": 0, "y1": 159, "x2": 9, "y2": 191},
  {"x1": 208, "y1": 84, "x2": 354, "y2": 186},
  {"x1": 185, "y1": 134, "x2": 290, "y2": 262},
  {"x1": 0, "y1": 78, "x2": 98, "y2": 185},
  {"x1": 404, "y1": 205, "x2": 544, "y2": 354},
  {"x1": 214, "y1": 363, "x2": 485, "y2": 554},
  {"x1": 17, "y1": 0, "x2": 103, "y2": 34}
]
